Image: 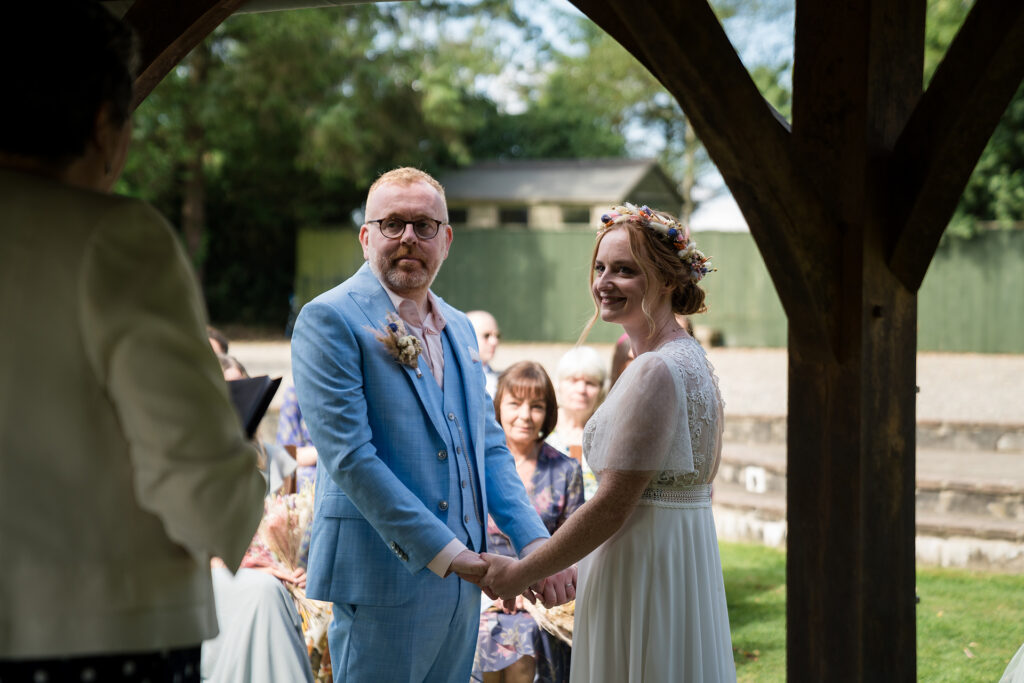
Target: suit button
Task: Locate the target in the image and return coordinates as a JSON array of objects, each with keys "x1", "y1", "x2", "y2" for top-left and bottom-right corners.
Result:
[
  {"x1": 438, "y1": 450, "x2": 447, "y2": 461},
  {"x1": 448, "y1": 412, "x2": 455, "y2": 420},
  {"x1": 461, "y1": 480, "x2": 467, "y2": 489},
  {"x1": 464, "y1": 515, "x2": 470, "y2": 523},
  {"x1": 438, "y1": 500, "x2": 448, "y2": 511},
  {"x1": 456, "y1": 446, "x2": 462, "y2": 455}
]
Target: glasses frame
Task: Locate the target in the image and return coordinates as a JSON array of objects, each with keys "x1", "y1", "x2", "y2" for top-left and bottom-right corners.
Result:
[{"x1": 367, "y1": 217, "x2": 446, "y2": 240}]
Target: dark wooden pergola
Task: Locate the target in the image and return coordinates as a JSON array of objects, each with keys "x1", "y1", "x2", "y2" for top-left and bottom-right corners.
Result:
[{"x1": 115, "y1": 1, "x2": 1024, "y2": 679}]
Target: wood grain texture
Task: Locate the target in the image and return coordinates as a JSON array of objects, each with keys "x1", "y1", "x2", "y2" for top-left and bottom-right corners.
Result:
[
  {"x1": 125, "y1": 0, "x2": 249, "y2": 109},
  {"x1": 887, "y1": 0, "x2": 1024, "y2": 291}
]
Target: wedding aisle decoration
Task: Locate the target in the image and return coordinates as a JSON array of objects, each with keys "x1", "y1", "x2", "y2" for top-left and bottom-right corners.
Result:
[
  {"x1": 251, "y1": 484, "x2": 334, "y2": 682},
  {"x1": 523, "y1": 599, "x2": 574, "y2": 646}
]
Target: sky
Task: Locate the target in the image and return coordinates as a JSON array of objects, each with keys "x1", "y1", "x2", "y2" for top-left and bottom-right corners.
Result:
[{"x1": 532, "y1": 0, "x2": 796, "y2": 232}]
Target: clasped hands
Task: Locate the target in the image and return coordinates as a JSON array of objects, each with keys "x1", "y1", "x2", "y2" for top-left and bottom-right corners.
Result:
[{"x1": 450, "y1": 550, "x2": 576, "y2": 609}]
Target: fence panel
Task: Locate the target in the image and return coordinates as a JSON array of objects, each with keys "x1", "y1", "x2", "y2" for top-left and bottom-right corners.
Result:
[{"x1": 295, "y1": 227, "x2": 1023, "y2": 352}]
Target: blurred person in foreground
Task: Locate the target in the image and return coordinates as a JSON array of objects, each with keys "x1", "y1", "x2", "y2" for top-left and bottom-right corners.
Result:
[
  {"x1": 478, "y1": 204, "x2": 734, "y2": 682},
  {"x1": 0, "y1": 3, "x2": 265, "y2": 681},
  {"x1": 473, "y1": 362, "x2": 583, "y2": 683},
  {"x1": 467, "y1": 310, "x2": 502, "y2": 397},
  {"x1": 291, "y1": 167, "x2": 574, "y2": 682}
]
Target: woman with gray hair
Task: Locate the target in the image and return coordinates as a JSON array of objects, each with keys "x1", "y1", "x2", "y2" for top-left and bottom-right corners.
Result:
[{"x1": 546, "y1": 346, "x2": 608, "y2": 499}]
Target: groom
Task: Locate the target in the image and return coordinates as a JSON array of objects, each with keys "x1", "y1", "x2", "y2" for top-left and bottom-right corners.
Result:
[{"x1": 292, "y1": 167, "x2": 574, "y2": 682}]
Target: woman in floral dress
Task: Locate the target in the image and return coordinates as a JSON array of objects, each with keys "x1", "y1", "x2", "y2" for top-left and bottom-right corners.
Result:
[{"x1": 474, "y1": 362, "x2": 584, "y2": 683}]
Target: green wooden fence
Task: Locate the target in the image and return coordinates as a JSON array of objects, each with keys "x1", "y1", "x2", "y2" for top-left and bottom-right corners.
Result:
[{"x1": 295, "y1": 227, "x2": 1024, "y2": 352}]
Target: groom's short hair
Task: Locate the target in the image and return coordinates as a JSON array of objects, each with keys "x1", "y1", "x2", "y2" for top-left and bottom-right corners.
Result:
[{"x1": 368, "y1": 167, "x2": 446, "y2": 201}]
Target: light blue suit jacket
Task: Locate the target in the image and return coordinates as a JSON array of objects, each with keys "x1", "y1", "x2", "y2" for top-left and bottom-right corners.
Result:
[{"x1": 292, "y1": 264, "x2": 549, "y2": 607}]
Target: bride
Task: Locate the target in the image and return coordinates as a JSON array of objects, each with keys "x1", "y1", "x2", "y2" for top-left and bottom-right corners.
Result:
[{"x1": 480, "y1": 204, "x2": 736, "y2": 682}]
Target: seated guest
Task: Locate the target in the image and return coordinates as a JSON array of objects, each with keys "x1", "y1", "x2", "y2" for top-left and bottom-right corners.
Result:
[
  {"x1": 474, "y1": 362, "x2": 584, "y2": 683},
  {"x1": 202, "y1": 359, "x2": 314, "y2": 683},
  {"x1": 208, "y1": 325, "x2": 230, "y2": 355},
  {"x1": 545, "y1": 347, "x2": 608, "y2": 500},
  {"x1": 0, "y1": 4, "x2": 265, "y2": 680},
  {"x1": 468, "y1": 310, "x2": 502, "y2": 397},
  {"x1": 275, "y1": 383, "x2": 318, "y2": 492}
]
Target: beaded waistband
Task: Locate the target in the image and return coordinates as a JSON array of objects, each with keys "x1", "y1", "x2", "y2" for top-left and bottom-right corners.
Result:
[{"x1": 638, "y1": 483, "x2": 712, "y2": 508}]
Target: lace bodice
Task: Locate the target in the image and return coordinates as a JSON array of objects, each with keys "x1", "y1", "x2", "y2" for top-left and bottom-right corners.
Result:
[{"x1": 582, "y1": 336, "x2": 724, "y2": 489}]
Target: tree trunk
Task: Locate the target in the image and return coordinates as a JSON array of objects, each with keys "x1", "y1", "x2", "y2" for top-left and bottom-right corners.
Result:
[
  {"x1": 679, "y1": 119, "x2": 697, "y2": 224},
  {"x1": 181, "y1": 41, "x2": 209, "y2": 280}
]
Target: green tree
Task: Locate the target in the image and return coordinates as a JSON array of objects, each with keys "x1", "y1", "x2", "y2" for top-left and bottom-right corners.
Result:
[
  {"x1": 119, "y1": 2, "x2": 543, "y2": 327},
  {"x1": 925, "y1": 0, "x2": 1024, "y2": 236},
  {"x1": 469, "y1": 2, "x2": 794, "y2": 222}
]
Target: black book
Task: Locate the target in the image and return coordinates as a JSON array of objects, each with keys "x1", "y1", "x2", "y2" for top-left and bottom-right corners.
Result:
[{"x1": 227, "y1": 375, "x2": 282, "y2": 439}]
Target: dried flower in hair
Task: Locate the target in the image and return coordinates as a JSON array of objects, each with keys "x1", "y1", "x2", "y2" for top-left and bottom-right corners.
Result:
[{"x1": 601, "y1": 202, "x2": 715, "y2": 282}]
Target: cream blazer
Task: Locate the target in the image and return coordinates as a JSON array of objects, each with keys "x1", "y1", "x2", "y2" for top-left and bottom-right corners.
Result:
[{"x1": 0, "y1": 169, "x2": 266, "y2": 658}]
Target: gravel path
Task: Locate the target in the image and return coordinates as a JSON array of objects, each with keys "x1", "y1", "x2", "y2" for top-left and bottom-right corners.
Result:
[{"x1": 232, "y1": 341, "x2": 1024, "y2": 426}]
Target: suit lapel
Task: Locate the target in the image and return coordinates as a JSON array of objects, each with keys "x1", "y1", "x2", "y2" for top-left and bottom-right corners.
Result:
[
  {"x1": 348, "y1": 265, "x2": 447, "y2": 440},
  {"x1": 441, "y1": 307, "x2": 483, "y2": 450}
]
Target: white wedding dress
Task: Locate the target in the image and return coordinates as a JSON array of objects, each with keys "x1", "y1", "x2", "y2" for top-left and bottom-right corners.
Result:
[{"x1": 571, "y1": 337, "x2": 736, "y2": 683}]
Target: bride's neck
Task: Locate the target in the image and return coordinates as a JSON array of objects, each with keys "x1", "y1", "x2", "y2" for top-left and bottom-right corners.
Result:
[{"x1": 628, "y1": 314, "x2": 684, "y2": 356}]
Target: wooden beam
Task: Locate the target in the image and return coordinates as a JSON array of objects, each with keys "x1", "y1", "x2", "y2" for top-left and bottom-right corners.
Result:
[
  {"x1": 572, "y1": 0, "x2": 841, "y2": 359},
  {"x1": 124, "y1": 0, "x2": 249, "y2": 109},
  {"x1": 887, "y1": 0, "x2": 1024, "y2": 292},
  {"x1": 787, "y1": 1, "x2": 923, "y2": 681}
]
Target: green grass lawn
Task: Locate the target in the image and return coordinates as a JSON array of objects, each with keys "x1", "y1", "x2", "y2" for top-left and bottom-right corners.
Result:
[{"x1": 721, "y1": 542, "x2": 1024, "y2": 682}]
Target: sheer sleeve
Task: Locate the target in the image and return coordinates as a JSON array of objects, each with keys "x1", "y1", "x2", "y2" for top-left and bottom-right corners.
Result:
[{"x1": 583, "y1": 352, "x2": 695, "y2": 476}]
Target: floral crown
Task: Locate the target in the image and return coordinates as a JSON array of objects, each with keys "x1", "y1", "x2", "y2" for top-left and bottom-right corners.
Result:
[{"x1": 600, "y1": 203, "x2": 714, "y2": 282}]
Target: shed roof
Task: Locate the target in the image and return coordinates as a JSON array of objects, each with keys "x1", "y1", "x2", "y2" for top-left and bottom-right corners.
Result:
[{"x1": 439, "y1": 158, "x2": 681, "y2": 205}]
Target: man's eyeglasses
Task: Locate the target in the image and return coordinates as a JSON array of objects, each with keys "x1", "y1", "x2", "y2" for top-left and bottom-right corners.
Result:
[{"x1": 367, "y1": 217, "x2": 445, "y2": 240}]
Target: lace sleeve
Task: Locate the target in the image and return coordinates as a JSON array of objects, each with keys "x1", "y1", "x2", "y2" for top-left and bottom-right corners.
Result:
[{"x1": 583, "y1": 352, "x2": 694, "y2": 475}]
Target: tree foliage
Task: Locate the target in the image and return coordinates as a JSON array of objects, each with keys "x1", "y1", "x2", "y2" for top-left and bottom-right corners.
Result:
[
  {"x1": 117, "y1": 1, "x2": 794, "y2": 327},
  {"x1": 925, "y1": 0, "x2": 1024, "y2": 236}
]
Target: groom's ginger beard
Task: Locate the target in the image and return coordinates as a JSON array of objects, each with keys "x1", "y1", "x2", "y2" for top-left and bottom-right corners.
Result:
[{"x1": 372, "y1": 244, "x2": 439, "y2": 294}]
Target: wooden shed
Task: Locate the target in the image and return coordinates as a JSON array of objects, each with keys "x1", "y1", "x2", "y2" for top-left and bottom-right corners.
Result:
[{"x1": 439, "y1": 158, "x2": 683, "y2": 229}]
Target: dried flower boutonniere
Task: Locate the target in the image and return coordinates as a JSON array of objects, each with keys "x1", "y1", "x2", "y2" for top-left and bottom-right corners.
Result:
[{"x1": 370, "y1": 313, "x2": 423, "y2": 378}]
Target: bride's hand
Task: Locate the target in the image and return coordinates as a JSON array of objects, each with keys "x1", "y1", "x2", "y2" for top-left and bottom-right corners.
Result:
[{"x1": 479, "y1": 552, "x2": 530, "y2": 599}]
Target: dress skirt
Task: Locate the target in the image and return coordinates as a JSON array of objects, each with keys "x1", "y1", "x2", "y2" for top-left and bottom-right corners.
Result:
[{"x1": 570, "y1": 489, "x2": 736, "y2": 683}]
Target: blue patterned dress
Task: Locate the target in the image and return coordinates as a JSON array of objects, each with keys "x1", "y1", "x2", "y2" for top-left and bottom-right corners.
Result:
[
  {"x1": 473, "y1": 444, "x2": 585, "y2": 682},
  {"x1": 275, "y1": 385, "x2": 316, "y2": 491}
]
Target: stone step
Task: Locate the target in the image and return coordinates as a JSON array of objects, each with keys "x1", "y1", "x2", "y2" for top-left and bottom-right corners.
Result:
[
  {"x1": 719, "y1": 442, "x2": 1024, "y2": 521},
  {"x1": 711, "y1": 478, "x2": 1024, "y2": 572},
  {"x1": 724, "y1": 415, "x2": 1024, "y2": 453}
]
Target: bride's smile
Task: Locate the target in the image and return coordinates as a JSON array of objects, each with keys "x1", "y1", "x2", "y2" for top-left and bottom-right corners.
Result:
[{"x1": 592, "y1": 229, "x2": 648, "y2": 325}]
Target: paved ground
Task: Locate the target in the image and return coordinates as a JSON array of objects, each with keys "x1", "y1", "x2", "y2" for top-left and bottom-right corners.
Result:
[{"x1": 233, "y1": 340, "x2": 1024, "y2": 426}]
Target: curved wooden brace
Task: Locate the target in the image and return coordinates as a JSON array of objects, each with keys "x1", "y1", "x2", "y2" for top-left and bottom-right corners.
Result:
[
  {"x1": 125, "y1": 0, "x2": 250, "y2": 110},
  {"x1": 572, "y1": 0, "x2": 841, "y2": 358},
  {"x1": 887, "y1": 0, "x2": 1024, "y2": 292}
]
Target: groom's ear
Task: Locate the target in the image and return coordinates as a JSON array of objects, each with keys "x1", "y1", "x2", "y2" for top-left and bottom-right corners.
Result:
[
  {"x1": 358, "y1": 224, "x2": 371, "y2": 260},
  {"x1": 441, "y1": 223, "x2": 454, "y2": 258}
]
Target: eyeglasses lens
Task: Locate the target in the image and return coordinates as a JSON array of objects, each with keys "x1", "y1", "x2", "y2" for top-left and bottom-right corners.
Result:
[{"x1": 381, "y1": 219, "x2": 439, "y2": 239}]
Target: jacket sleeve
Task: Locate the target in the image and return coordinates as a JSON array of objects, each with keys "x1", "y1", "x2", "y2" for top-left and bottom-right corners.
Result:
[
  {"x1": 79, "y1": 199, "x2": 265, "y2": 570},
  {"x1": 467, "y1": 334, "x2": 550, "y2": 553},
  {"x1": 291, "y1": 298, "x2": 456, "y2": 573}
]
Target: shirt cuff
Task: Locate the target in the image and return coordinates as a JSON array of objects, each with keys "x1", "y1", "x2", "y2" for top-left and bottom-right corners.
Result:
[
  {"x1": 428, "y1": 538, "x2": 468, "y2": 577},
  {"x1": 519, "y1": 538, "x2": 546, "y2": 559}
]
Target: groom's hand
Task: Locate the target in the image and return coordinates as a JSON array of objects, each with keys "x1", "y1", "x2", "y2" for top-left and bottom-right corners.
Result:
[
  {"x1": 530, "y1": 565, "x2": 577, "y2": 607},
  {"x1": 451, "y1": 550, "x2": 493, "y2": 595}
]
